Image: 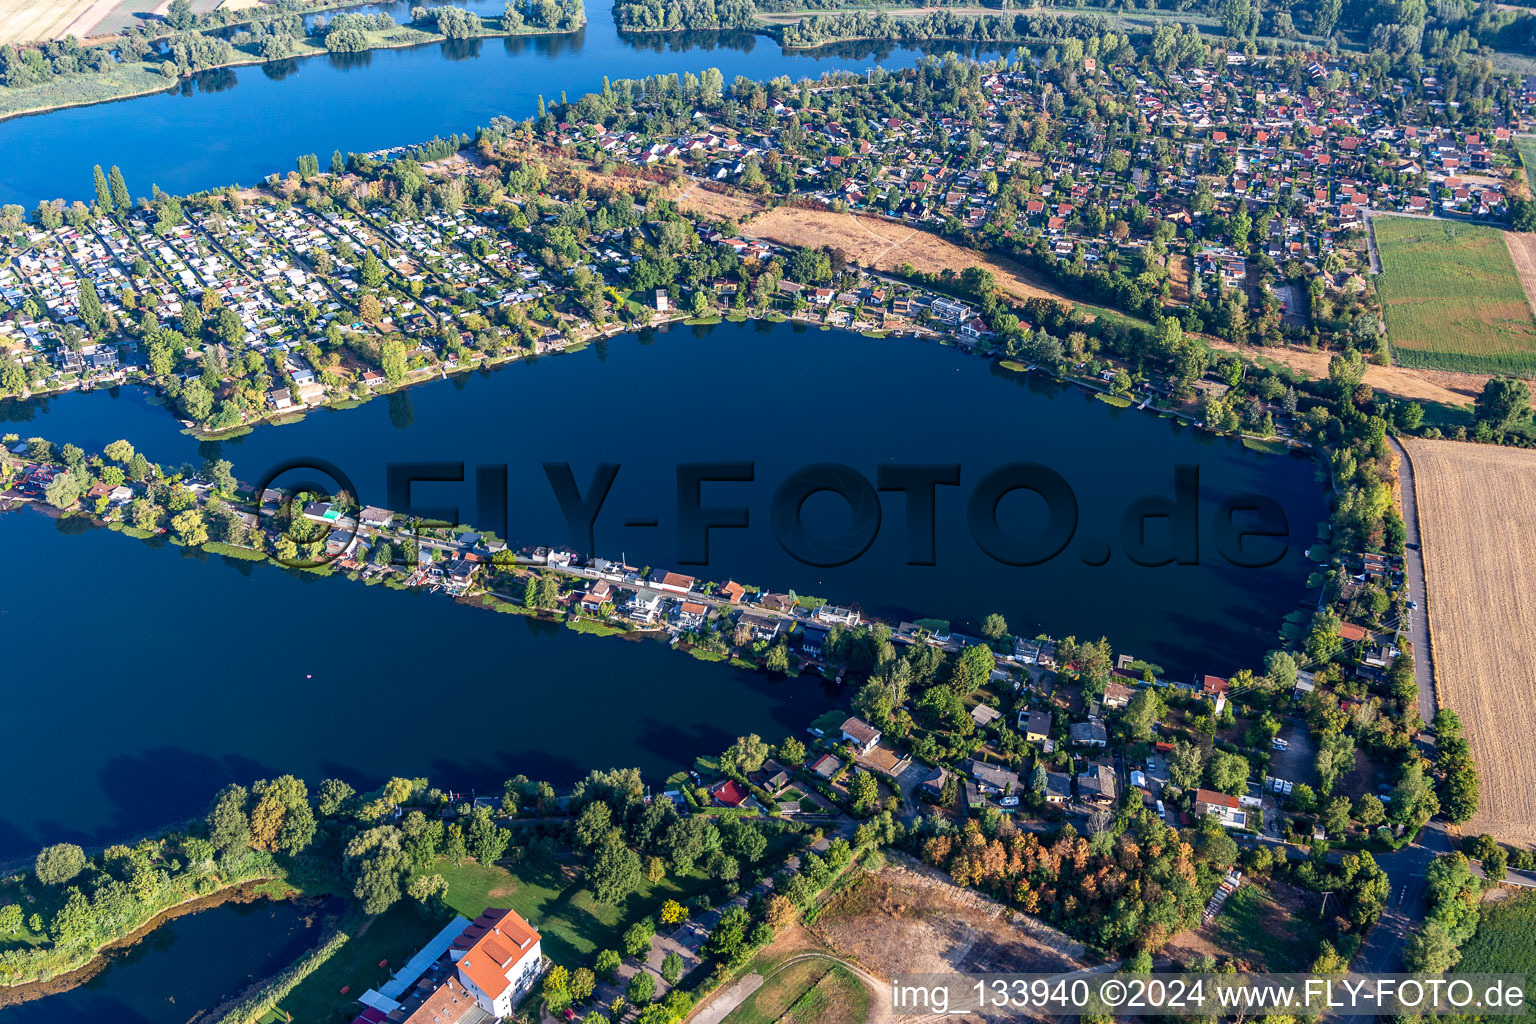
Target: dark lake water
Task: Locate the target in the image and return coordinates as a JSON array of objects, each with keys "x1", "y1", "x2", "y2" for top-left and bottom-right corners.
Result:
[
  {"x1": 0, "y1": 324, "x2": 1325, "y2": 862},
  {"x1": 0, "y1": 0, "x2": 1007, "y2": 207},
  {"x1": 0, "y1": 900, "x2": 318, "y2": 1024}
]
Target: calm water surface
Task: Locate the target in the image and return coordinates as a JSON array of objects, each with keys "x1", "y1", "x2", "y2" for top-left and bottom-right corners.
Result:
[
  {"x1": 0, "y1": 0, "x2": 1006, "y2": 206},
  {"x1": 0, "y1": 325, "x2": 1324, "y2": 1024},
  {"x1": 0, "y1": 900, "x2": 319, "y2": 1024}
]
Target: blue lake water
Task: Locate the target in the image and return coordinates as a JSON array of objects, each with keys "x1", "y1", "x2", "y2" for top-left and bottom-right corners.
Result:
[
  {"x1": 0, "y1": 900, "x2": 320, "y2": 1024},
  {"x1": 0, "y1": 322, "x2": 1326, "y2": 870},
  {"x1": 0, "y1": 0, "x2": 1006, "y2": 207}
]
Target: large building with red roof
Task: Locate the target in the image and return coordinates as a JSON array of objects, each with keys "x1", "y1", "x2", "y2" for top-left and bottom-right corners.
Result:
[{"x1": 450, "y1": 907, "x2": 544, "y2": 1018}]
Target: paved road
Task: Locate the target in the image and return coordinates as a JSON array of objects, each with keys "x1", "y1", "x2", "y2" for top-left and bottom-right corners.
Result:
[{"x1": 1388, "y1": 435, "x2": 1438, "y2": 732}]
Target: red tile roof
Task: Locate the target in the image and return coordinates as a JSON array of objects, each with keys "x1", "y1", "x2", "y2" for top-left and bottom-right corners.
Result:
[{"x1": 453, "y1": 908, "x2": 540, "y2": 1002}]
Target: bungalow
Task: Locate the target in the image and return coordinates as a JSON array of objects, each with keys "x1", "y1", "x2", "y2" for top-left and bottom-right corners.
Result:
[
  {"x1": 358, "y1": 506, "x2": 394, "y2": 530},
  {"x1": 1021, "y1": 709, "x2": 1052, "y2": 743},
  {"x1": 971, "y1": 704, "x2": 1002, "y2": 728},
  {"x1": 1103, "y1": 681, "x2": 1135, "y2": 709},
  {"x1": 918, "y1": 764, "x2": 952, "y2": 800},
  {"x1": 841, "y1": 716, "x2": 882, "y2": 754},
  {"x1": 1070, "y1": 721, "x2": 1108, "y2": 747},
  {"x1": 809, "y1": 752, "x2": 842, "y2": 779},
  {"x1": 710, "y1": 778, "x2": 749, "y2": 808},
  {"x1": 1044, "y1": 771, "x2": 1072, "y2": 805},
  {"x1": 1194, "y1": 788, "x2": 1247, "y2": 828},
  {"x1": 654, "y1": 571, "x2": 696, "y2": 594},
  {"x1": 970, "y1": 760, "x2": 1021, "y2": 806}
]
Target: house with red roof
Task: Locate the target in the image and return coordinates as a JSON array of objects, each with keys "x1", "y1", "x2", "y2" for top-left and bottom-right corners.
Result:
[
  {"x1": 710, "y1": 778, "x2": 749, "y2": 808},
  {"x1": 450, "y1": 908, "x2": 544, "y2": 1018}
]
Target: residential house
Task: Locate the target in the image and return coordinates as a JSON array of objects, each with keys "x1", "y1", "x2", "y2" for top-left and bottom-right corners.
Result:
[
  {"x1": 969, "y1": 760, "x2": 1021, "y2": 806},
  {"x1": 1021, "y1": 709, "x2": 1053, "y2": 743},
  {"x1": 1103, "y1": 681, "x2": 1135, "y2": 709},
  {"x1": 1194, "y1": 788, "x2": 1248, "y2": 828},
  {"x1": 841, "y1": 716, "x2": 882, "y2": 754},
  {"x1": 1070, "y1": 721, "x2": 1108, "y2": 747},
  {"x1": 1077, "y1": 762, "x2": 1118, "y2": 807}
]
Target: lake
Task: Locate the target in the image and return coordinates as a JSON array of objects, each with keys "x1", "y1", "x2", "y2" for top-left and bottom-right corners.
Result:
[
  {"x1": 0, "y1": 0, "x2": 1007, "y2": 207},
  {"x1": 0, "y1": 899, "x2": 320, "y2": 1024},
  {"x1": 0, "y1": 323, "x2": 1325, "y2": 865}
]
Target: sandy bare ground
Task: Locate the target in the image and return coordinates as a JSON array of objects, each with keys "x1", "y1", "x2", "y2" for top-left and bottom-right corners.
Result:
[
  {"x1": 1207, "y1": 338, "x2": 1473, "y2": 407},
  {"x1": 0, "y1": 0, "x2": 100, "y2": 42},
  {"x1": 739, "y1": 205, "x2": 1070, "y2": 305},
  {"x1": 813, "y1": 856, "x2": 1087, "y2": 982},
  {"x1": 1404, "y1": 438, "x2": 1536, "y2": 847}
]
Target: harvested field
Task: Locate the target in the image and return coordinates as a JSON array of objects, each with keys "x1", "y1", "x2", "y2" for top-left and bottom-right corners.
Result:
[
  {"x1": 0, "y1": 0, "x2": 101, "y2": 43},
  {"x1": 1505, "y1": 229, "x2": 1536, "y2": 325},
  {"x1": 813, "y1": 857, "x2": 1087, "y2": 982},
  {"x1": 1404, "y1": 438, "x2": 1536, "y2": 846},
  {"x1": 1373, "y1": 217, "x2": 1536, "y2": 376}
]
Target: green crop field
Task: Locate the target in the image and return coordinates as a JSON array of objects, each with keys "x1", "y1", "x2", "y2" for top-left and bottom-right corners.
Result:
[
  {"x1": 1453, "y1": 891, "x2": 1536, "y2": 1024},
  {"x1": 1372, "y1": 217, "x2": 1536, "y2": 375}
]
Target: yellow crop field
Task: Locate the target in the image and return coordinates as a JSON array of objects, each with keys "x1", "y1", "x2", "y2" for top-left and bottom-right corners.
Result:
[{"x1": 1405, "y1": 438, "x2": 1536, "y2": 845}]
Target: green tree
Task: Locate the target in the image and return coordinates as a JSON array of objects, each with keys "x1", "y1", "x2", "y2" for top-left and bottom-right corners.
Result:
[
  {"x1": 627, "y1": 970, "x2": 656, "y2": 1004},
  {"x1": 207, "y1": 784, "x2": 252, "y2": 853},
  {"x1": 108, "y1": 166, "x2": 131, "y2": 210},
  {"x1": 92, "y1": 165, "x2": 113, "y2": 212},
  {"x1": 0, "y1": 904, "x2": 21, "y2": 935},
  {"x1": 380, "y1": 339, "x2": 408, "y2": 383},
  {"x1": 721, "y1": 733, "x2": 769, "y2": 775},
  {"x1": 33, "y1": 843, "x2": 87, "y2": 886},
  {"x1": 1168, "y1": 738, "x2": 1205, "y2": 790},
  {"x1": 594, "y1": 948, "x2": 622, "y2": 979},
  {"x1": 1475, "y1": 377, "x2": 1532, "y2": 431},
  {"x1": 587, "y1": 835, "x2": 643, "y2": 905}
]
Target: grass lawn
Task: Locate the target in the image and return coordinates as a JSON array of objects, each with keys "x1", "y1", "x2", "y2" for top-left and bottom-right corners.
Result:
[
  {"x1": 1518, "y1": 136, "x2": 1536, "y2": 193},
  {"x1": 1373, "y1": 217, "x2": 1536, "y2": 375},
  {"x1": 1454, "y1": 891, "x2": 1536, "y2": 1024},
  {"x1": 721, "y1": 933, "x2": 871, "y2": 1024},
  {"x1": 1242, "y1": 437, "x2": 1292, "y2": 455},
  {"x1": 264, "y1": 903, "x2": 444, "y2": 1024},
  {"x1": 1207, "y1": 883, "x2": 1323, "y2": 971},
  {"x1": 422, "y1": 854, "x2": 723, "y2": 965}
]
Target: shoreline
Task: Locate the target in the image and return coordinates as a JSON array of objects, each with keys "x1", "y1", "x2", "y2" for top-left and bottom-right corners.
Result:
[
  {"x1": 0, "y1": 19, "x2": 584, "y2": 126},
  {"x1": 0, "y1": 879, "x2": 286, "y2": 1006}
]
